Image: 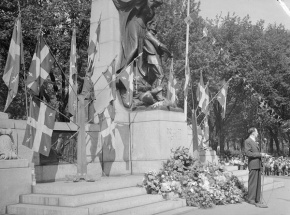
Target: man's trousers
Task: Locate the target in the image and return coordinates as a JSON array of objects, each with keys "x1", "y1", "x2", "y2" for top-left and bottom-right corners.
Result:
[{"x1": 248, "y1": 169, "x2": 261, "y2": 203}]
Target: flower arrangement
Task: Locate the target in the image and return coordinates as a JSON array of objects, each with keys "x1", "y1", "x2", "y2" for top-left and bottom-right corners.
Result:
[{"x1": 142, "y1": 147, "x2": 248, "y2": 209}]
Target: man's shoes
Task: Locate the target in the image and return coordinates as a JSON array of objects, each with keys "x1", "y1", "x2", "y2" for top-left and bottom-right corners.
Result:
[
  {"x1": 255, "y1": 202, "x2": 268, "y2": 208},
  {"x1": 247, "y1": 200, "x2": 256, "y2": 205}
]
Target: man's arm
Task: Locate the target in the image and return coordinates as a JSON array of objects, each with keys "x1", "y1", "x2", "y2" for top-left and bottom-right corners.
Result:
[{"x1": 244, "y1": 139, "x2": 262, "y2": 158}]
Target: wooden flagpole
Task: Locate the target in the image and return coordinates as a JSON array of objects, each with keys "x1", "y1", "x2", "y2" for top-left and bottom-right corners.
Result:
[{"x1": 184, "y1": 0, "x2": 190, "y2": 121}]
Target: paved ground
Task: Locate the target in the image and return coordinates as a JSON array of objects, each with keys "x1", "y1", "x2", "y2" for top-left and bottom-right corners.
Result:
[{"x1": 182, "y1": 176, "x2": 290, "y2": 215}]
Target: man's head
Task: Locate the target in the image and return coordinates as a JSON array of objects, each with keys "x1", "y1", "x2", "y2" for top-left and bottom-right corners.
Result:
[
  {"x1": 147, "y1": 20, "x2": 157, "y2": 34},
  {"x1": 248, "y1": 127, "x2": 258, "y2": 139}
]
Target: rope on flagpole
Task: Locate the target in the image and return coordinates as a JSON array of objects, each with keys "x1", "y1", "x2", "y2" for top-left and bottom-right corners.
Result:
[
  {"x1": 32, "y1": 95, "x2": 79, "y2": 128},
  {"x1": 85, "y1": 52, "x2": 143, "y2": 125}
]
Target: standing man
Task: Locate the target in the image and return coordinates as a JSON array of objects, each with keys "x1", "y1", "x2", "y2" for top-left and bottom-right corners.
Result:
[{"x1": 244, "y1": 127, "x2": 268, "y2": 208}]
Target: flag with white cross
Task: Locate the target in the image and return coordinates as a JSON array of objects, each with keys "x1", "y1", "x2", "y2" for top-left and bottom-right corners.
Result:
[
  {"x1": 2, "y1": 17, "x2": 24, "y2": 112},
  {"x1": 23, "y1": 97, "x2": 56, "y2": 156},
  {"x1": 26, "y1": 35, "x2": 55, "y2": 96}
]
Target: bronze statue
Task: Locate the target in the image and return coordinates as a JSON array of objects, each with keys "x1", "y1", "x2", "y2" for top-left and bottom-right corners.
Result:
[{"x1": 112, "y1": 0, "x2": 163, "y2": 71}]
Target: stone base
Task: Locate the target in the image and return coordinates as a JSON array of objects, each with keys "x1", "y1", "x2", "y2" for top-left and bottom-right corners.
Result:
[
  {"x1": 0, "y1": 112, "x2": 9, "y2": 119},
  {"x1": 0, "y1": 159, "x2": 31, "y2": 214},
  {"x1": 199, "y1": 150, "x2": 219, "y2": 165}
]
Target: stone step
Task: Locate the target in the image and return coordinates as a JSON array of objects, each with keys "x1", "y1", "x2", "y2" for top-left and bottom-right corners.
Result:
[
  {"x1": 7, "y1": 204, "x2": 88, "y2": 215},
  {"x1": 155, "y1": 206, "x2": 197, "y2": 215},
  {"x1": 80, "y1": 194, "x2": 164, "y2": 215},
  {"x1": 20, "y1": 187, "x2": 146, "y2": 207},
  {"x1": 33, "y1": 175, "x2": 143, "y2": 195},
  {"x1": 104, "y1": 199, "x2": 186, "y2": 215},
  {"x1": 224, "y1": 165, "x2": 238, "y2": 171}
]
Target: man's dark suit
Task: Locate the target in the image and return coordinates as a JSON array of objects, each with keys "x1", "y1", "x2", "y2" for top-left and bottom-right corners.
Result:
[{"x1": 244, "y1": 137, "x2": 262, "y2": 203}]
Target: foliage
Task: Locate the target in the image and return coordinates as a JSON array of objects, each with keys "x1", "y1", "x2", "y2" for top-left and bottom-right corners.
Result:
[
  {"x1": 0, "y1": 0, "x2": 91, "y2": 120},
  {"x1": 142, "y1": 148, "x2": 247, "y2": 209}
]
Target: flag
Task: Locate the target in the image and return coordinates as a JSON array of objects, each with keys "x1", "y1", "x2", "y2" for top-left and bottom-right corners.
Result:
[
  {"x1": 26, "y1": 35, "x2": 55, "y2": 95},
  {"x1": 119, "y1": 64, "x2": 134, "y2": 108},
  {"x1": 23, "y1": 97, "x2": 56, "y2": 156},
  {"x1": 103, "y1": 58, "x2": 116, "y2": 100},
  {"x1": 68, "y1": 27, "x2": 78, "y2": 117},
  {"x1": 217, "y1": 79, "x2": 229, "y2": 118},
  {"x1": 167, "y1": 59, "x2": 178, "y2": 104},
  {"x1": 88, "y1": 14, "x2": 101, "y2": 66},
  {"x1": 2, "y1": 17, "x2": 23, "y2": 112},
  {"x1": 99, "y1": 103, "x2": 116, "y2": 150},
  {"x1": 196, "y1": 71, "x2": 208, "y2": 113},
  {"x1": 202, "y1": 27, "x2": 208, "y2": 38},
  {"x1": 184, "y1": 62, "x2": 190, "y2": 100}
]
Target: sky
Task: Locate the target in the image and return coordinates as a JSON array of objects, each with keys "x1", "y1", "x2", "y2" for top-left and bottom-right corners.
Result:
[{"x1": 199, "y1": 0, "x2": 290, "y2": 29}]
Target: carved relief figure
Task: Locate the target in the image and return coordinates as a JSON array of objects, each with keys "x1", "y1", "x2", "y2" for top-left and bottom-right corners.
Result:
[
  {"x1": 0, "y1": 129, "x2": 17, "y2": 160},
  {"x1": 112, "y1": 0, "x2": 163, "y2": 71}
]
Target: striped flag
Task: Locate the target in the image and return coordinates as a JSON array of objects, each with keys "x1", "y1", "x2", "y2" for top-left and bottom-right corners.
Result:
[
  {"x1": 88, "y1": 14, "x2": 101, "y2": 66},
  {"x1": 23, "y1": 97, "x2": 56, "y2": 156},
  {"x1": 99, "y1": 103, "x2": 116, "y2": 150},
  {"x1": 196, "y1": 71, "x2": 209, "y2": 114},
  {"x1": 26, "y1": 35, "x2": 55, "y2": 96},
  {"x1": 103, "y1": 59, "x2": 116, "y2": 100},
  {"x1": 2, "y1": 17, "x2": 24, "y2": 112},
  {"x1": 167, "y1": 59, "x2": 178, "y2": 104},
  {"x1": 184, "y1": 62, "x2": 190, "y2": 100},
  {"x1": 217, "y1": 79, "x2": 229, "y2": 118},
  {"x1": 68, "y1": 27, "x2": 78, "y2": 117},
  {"x1": 119, "y1": 64, "x2": 134, "y2": 108}
]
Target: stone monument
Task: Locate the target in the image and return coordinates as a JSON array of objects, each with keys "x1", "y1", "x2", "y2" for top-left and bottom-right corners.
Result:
[{"x1": 89, "y1": 0, "x2": 191, "y2": 175}]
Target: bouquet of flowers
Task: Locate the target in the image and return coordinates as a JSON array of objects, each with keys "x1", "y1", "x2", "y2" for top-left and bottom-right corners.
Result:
[{"x1": 142, "y1": 147, "x2": 248, "y2": 209}]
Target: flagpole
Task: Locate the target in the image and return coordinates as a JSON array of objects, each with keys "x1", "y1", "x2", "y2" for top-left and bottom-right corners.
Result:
[
  {"x1": 184, "y1": 0, "x2": 190, "y2": 121},
  {"x1": 17, "y1": 1, "x2": 28, "y2": 119}
]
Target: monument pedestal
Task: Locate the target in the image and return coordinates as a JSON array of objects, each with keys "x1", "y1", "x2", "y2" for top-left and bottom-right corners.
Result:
[
  {"x1": 199, "y1": 150, "x2": 219, "y2": 165},
  {"x1": 0, "y1": 159, "x2": 32, "y2": 214}
]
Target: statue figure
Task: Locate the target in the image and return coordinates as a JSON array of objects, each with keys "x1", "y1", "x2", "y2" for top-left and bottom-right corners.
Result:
[
  {"x1": 141, "y1": 20, "x2": 172, "y2": 87},
  {"x1": 112, "y1": 0, "x2": 164, "y2": 71},
  {"x1": 0, "y1": 128, "x2": 17, "y2": 160},
  {"x1": 133, "y1": 20, "x2": 173, "y2": 107}
]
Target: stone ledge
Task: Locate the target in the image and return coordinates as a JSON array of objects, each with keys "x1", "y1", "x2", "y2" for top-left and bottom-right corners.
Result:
[{"x1": 0, "y1": 159, "x2": 29, "y2": 169}]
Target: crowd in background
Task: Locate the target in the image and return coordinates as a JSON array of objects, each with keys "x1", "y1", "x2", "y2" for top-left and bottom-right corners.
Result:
[{"x1": 219, "y1": 154, "x2": 290, "y2": 176}]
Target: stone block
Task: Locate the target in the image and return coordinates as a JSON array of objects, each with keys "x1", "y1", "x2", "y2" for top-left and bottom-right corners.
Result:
[
  {"x1": 91, "y1": 0, "x2": 119, "y2": 23},
  {"x1": 0, "y1": 112, "x2": 9, "y2": 119},
  {"x1": 90, "y1": 17, "x2": 120, "y2": 45},
  {"x1": 35, "y1": 162, "x2": 102, "y2": 182},
  {"x1": 0, "y1": 119, "x2": 15, "y2": 129},
  {"x1": 14, "y1": 120, "x2": 27, "y2": 130},
  {"x1": 0, "y1": 162, "x2": 31, "y2": 214},
  {"x1": 0, "y1": 159, "x2": 28, "y2": 169},
  {"x1": 102, "y1": 161, "x2": 131, "y2": 176},
  {"x1": 131, "y1": 120, "x2": 188, "y2": 161},
  {"x1": 132, "y1": 160, "x2": 167, "y2": 174}
]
